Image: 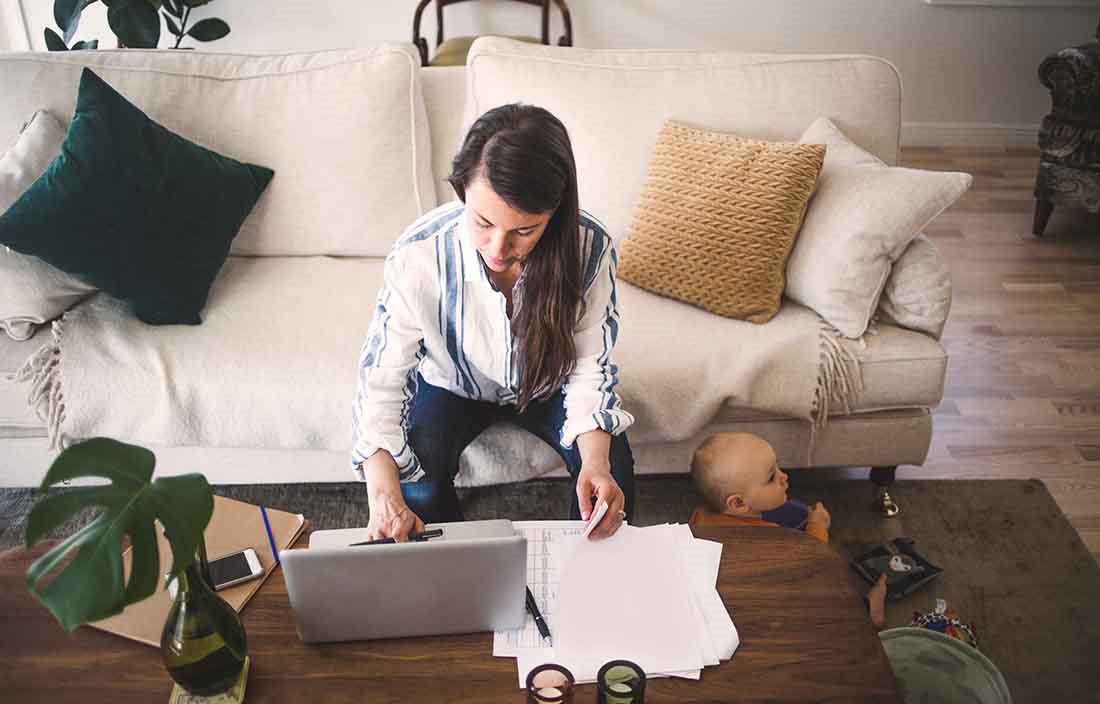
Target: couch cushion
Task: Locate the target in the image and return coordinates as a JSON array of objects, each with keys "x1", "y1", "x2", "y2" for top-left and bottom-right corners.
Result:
[
  {"x1": 717, "y1": 322, "x2": 946, "y2": 420},
  {"x1": 0, "y1": 46, "x2": 436, "y2": 257},
  {"x1": 1, "y1": 272, "x2": 942, "y2": 466},
  {"x1": 465, "y1": 37, "x2": 901, "y2": 243},
  {"x1": 37, "y1": 256, "x2": 829, "y2": 452},
  {"x1": 851, "y1": 323, "x2": 947, "y2": 411}
]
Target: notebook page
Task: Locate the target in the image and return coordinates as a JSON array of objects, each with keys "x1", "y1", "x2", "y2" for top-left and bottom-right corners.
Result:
[{"x1": 492, "y1": 520, "x2": 583, "y2": 657}]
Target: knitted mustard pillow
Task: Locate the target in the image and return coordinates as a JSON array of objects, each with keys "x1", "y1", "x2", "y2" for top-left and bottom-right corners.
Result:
[{"x1": 618, "y1": 121, "x2": 825, "y2": 323}]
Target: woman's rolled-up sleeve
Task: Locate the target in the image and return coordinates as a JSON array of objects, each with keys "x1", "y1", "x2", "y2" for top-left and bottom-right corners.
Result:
[
  {"x1": 351, "y1": 252, "x2": 426, "y2": 483},
  {"x1": 559, "y1": 229, "x2": 635, "y2": 449}
]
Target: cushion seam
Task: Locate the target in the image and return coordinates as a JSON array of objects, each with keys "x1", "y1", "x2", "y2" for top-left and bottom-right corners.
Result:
[
  {"x1": 857, "y1": 356, "x2": 947, "y2": 365},
  {"x1": 0, "y1": 46, "x2": 419, "y2": 83}
]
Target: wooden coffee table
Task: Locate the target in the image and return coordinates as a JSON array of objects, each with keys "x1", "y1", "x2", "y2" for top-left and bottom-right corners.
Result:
[{"x1": 0, "y1": 525, "x2": 899, "y2": 702}]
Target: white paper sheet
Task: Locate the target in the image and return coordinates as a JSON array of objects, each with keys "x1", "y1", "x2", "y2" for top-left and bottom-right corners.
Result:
[
  {"x1": 582, "y1": 500, "x2": 609, "y2": 538},
  {"x1": 557, "y1": 523, "x2": 723, "y2": 666},
  {"x1": 554, "y1": 525, "x2": 711, "y2": 674},
  {"x1": 685, "y1": 535, "x2": 740, "y2": 659}
]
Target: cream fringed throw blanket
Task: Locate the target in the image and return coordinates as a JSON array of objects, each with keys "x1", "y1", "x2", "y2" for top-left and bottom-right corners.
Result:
[{"x1": 11, "y1": 257, "x2": 861, "y2": 473}]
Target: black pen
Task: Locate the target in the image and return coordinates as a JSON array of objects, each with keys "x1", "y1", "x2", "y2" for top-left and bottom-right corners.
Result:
[
  {"x1": 348, "y1": 528, "x2": 444, "y2": 546},
  {"x1": 526, "y1": 586, "x2": 551, "y2": 642}
]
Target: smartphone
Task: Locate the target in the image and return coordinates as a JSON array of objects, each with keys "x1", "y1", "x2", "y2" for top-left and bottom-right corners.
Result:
[{"x1": 207, "y1": 548, "x2": 264, "y2": 590}]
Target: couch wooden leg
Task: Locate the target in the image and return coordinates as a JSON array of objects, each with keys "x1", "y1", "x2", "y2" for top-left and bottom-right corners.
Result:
[
  {"x1": 870, "y1": 466, "x2": 899, "y2": 517},
  {"x1": 1033, "y1": 199, "x2": 1054, "y2": 237}
]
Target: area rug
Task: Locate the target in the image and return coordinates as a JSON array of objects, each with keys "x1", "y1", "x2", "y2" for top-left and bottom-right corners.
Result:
[{"x1": 1, "y1": 477, "x2": 1095, "y2": 703}]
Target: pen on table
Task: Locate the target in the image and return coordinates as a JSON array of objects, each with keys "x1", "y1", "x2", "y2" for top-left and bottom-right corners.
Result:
[
  {"x1": 526, "y1": 586, "x2": 552, "y2": 642},
  {"x1": 348, "y1": 528, "x2": 444, "y2": 546},
  {"x1": 259, "y1": 504, "x2": 279, "y2": 566}
]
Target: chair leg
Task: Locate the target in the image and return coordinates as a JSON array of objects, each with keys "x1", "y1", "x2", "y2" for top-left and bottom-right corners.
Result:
[
  {"x1": 1033, "y1": 199, "x2": 1054, "y2": 237},
  {"x1": 870, "y1": 466, "x2": 899, "y2": 517}
]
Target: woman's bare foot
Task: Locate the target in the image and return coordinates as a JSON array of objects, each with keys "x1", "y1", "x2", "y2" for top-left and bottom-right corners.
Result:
[{"x1": 868, "y1": 575, "x2": 888, "y2": 628}]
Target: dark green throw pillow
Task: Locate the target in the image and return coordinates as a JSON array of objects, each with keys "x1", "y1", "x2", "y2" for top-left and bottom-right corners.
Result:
[{"x1": 0, "y1": 68, "x2": 273, "y2": 325}]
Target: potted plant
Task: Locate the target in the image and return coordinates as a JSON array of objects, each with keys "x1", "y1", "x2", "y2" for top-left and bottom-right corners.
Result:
[{"x1": 24, "y1": 437, "x2": 248, "y2": 697}]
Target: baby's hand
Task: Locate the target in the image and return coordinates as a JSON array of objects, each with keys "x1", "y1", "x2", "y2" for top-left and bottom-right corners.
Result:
[{"x1": 807, "y1": 501, "x2": 831, "y2": 529}]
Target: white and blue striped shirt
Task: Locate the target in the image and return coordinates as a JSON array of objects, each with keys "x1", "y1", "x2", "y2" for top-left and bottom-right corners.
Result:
[{"x1": 351, "y1": 201, "x2": 635, "y2": 482}]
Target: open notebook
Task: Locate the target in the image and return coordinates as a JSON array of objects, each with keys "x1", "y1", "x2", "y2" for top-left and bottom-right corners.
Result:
[{"x1": 91, "y1": 495, "x2": 306, "y2": 646}]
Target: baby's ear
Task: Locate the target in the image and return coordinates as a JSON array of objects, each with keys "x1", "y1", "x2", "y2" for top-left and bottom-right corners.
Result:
[{"x1": 724, "y1": 493, "x2": 749, "y2": 515}]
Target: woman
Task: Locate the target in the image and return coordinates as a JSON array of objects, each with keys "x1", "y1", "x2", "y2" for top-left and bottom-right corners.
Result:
[{"x1": 351, "y1": 104, "x2": 635, "y2": 542}]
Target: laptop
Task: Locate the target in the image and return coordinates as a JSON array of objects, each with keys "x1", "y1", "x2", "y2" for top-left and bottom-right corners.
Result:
[{"x1": 280, "y1": 519, "x2": 527, "y2": 643}]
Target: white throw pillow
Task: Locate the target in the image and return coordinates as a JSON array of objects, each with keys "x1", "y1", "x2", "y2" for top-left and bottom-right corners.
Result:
[
  {"x1": 786, "y1": 117, "x2": 971, "y2": 338},
  {"x1": 0, "y1": 110, "x2": 96, "y2": 341},
  {"x1": 877, "y1": 233, "x2": 951, "y2": 339}
]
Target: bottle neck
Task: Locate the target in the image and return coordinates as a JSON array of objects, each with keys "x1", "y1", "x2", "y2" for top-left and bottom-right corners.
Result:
[{"x1": 172, "y1": 540, "x2": 214, "y2": 597}]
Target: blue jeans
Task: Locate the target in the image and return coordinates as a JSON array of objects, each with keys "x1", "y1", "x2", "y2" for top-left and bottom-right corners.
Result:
[{"x1": 401, "y1": 374, "x2": 636, "y2": 524}]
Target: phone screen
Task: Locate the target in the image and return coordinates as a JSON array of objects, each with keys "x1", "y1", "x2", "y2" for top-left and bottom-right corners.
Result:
[{"x1": 208, "y1": 552, "x2": 255, "y2": 588}]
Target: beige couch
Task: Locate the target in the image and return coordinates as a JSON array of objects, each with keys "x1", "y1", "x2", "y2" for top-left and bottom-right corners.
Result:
[{"x1": 0, "y1": 40, "x2": 946, "y2": 490}]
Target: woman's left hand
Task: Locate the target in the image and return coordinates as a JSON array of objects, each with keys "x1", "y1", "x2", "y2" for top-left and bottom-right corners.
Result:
[{"x1": 576, "y1": 463, "x2": 626, "y2": 540}]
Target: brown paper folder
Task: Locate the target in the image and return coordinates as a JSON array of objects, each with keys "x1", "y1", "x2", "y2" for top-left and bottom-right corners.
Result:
[{"x1": 90, "y1": 495, "x2": 306, "y2": 647}]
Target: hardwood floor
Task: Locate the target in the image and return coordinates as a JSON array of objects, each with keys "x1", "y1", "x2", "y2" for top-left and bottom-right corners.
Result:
[{"x1": 812, "y1": 146, "x2": 1100, "y2": 563}]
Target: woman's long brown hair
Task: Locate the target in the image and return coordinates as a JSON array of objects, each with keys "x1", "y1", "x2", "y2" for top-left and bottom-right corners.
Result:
[{"x1": 448, "y1": 104, "x2": 583, "y2": 412}]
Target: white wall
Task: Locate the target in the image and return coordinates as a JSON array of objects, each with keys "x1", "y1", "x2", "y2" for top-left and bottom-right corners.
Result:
[
  {"x1": 8, "y1": 0, "x2": 1100, "y2": 145},
  {"x1": 0, "y1": 1, "x2": 31, "y2": 51}
]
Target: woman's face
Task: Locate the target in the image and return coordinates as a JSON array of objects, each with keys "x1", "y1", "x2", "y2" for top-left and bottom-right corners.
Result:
[{"x1": 464, "y1": 175, "x2": 554, "y2": 274}]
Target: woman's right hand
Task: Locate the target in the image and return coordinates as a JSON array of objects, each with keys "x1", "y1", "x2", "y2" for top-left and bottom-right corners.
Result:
[{"x1": 365, "y1": 490, "x2": 425, "y2": 542}]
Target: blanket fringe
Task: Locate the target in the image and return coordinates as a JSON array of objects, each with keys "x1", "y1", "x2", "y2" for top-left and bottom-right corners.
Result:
[
  {"x1": 8, "y1": 319, "x2": 67, "y2": 450},
  {"x1": 809, "y1": 319, "x2": 864, "y2": 460}
]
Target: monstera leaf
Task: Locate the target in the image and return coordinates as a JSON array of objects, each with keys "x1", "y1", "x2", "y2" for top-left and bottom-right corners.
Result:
[{"x1": 25, "y1": 438, "x2": 214, "y2": 633}]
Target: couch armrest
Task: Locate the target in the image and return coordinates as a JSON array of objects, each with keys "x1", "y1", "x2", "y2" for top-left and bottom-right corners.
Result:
[
  {"x1": 876, "y1": 234, "x2": 951, "y2": 340},
  {"x1": 1039, "y1": 41, "x2": 1100, "y2": 125}
]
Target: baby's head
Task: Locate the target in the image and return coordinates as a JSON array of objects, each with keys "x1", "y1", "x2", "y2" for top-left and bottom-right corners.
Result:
[{"x1": 691, "y1": 432, "x2": 789, "y2": 516}]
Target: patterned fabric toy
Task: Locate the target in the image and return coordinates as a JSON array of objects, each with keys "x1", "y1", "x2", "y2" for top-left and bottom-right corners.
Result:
[{"x1": 910, "y1": 599, "x2": 979, "y2": 649}]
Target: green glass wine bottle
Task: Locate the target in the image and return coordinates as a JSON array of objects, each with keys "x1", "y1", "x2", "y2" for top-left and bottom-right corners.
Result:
[{"x1": 160, "y1": 539, "x2": 248, "y2": 696}]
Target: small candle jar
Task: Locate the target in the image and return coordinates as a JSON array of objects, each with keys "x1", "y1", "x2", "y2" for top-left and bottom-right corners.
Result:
[
  {"x1": 526, "y1": 663, "x2": 575, "y2": 704},
  {"x1": 596, "y1": 660, "x2": 646, "y2": 704}
]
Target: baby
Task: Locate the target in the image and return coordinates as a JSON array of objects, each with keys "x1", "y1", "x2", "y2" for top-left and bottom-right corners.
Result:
[
  {"x1": 689, "y1": 432, "x2": 831, "y2": 541},
  {"x1": 689, "y1": 431, "x2": 887, "y2": 626}
]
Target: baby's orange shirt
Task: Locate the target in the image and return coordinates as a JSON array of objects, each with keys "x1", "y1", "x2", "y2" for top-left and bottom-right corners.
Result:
[{"x1": 688, "y1": 505, "x2": 829, "y2": 543}]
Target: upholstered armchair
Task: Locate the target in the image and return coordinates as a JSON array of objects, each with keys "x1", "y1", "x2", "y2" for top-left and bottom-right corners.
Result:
[{"x1": 1033, "y1": 18, "x2": 1100, "y2": 236}]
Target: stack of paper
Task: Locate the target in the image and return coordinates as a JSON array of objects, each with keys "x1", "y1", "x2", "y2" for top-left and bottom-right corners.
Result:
[{"x1": 494, "y1": 521, "x2": 738, "y2": 688}]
